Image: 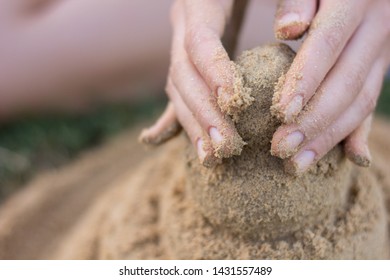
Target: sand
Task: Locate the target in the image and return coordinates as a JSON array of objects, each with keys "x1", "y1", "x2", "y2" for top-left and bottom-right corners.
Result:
[
  {"x1": 187, "y1": 44, "x2": 353, "y2": 241},
  {"x1": 0, "y1": 44, "x2": 389, "y2": 259}
]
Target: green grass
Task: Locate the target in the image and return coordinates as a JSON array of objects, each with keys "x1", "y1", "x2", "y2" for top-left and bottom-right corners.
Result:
[
  {"x1": 0, "y1": 97, "x2": 165, "y2": 201},
  {"x1": 376, "y1": 79, "x2": 390, "y2": 117}
]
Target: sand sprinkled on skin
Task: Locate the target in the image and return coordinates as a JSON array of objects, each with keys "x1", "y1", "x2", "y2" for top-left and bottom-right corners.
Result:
[
  {"x1": 134, "y1": 44, "x2": 389, "y2": 259},
  {"x1": 60, "y1": 44, "x2": 390, "y2": 259},
  {"x1": 273, "y1": 0, "x2": 311, "y2": 40},
  {"x1": 187, "y1": 44, "x2": 353, "y2": 239},
  {"x1": 179, "y1": 44, "x2": 388, "y2": 258},
  {"x1": 275, "y1": 21, "x2": 310, "y2": 40},
  {"x1": 139, "y1": 123, "x2": 181, "y2": 146},
  {"x1": 2, "y1": 44, "x2": 388, "y2": 260},
  {"x1": 271, "y1": 56, "x2": 306, "y2": 124},
  {"x1": 196, "y1": 46, "x2": 252, "y2": 160},
  {"x1": 217, "y1": 62, "x2": 254, "y2": 122}
]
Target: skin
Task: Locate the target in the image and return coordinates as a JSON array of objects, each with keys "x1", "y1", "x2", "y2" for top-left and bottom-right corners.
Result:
[
  {"x1": 143, "y1": 0, "x2": 242, "y2": 165},
  {"x1": 0, "y1": 0, "x2": 388, "y2": 172},
  {"x1": 271, "y1": 0, "x2": 390, "y2": 173},
  {"x1": 0, "y1": 0, "x2": 172, "y2": 119},
  {"x1": 146, "y1": 0, "x2": 390, "y2": 173}
]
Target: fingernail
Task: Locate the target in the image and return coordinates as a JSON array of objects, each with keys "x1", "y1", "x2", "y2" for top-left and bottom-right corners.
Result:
[
  {"x1": 277, "y1": 130, "x2": 305, "y2": 158},
  {"x1": 217, "y1": 87, "x2": 229, "y2": 102},
  {"x1": 278, "y1": 13, "x2": 301, "y2": 27},
  {"x1": 196, "y1": 138, "x2": 207, "y2": 162},
  {"x1": 293, "y1": 150, "x2": 316, "y2": 173},
  {"x1": 284, "y1": 95, "x2": 303, "y2": 123},
  {"x1": 209, "y1": 127, "x2": 224, "y2": 144}
]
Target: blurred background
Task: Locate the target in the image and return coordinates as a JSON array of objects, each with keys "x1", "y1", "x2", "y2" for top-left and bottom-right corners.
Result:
[{"x1": 0, "y1": 0, "x2": 389, "y2": 202}]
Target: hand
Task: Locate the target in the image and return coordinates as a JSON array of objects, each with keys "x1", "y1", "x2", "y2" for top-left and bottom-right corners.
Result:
[
  {"x1": 270, "y1": 0, "x2": 390, "y2": 174},
  {"x1": 140, "y1": 0, "x2": 250, "y2": 167}
]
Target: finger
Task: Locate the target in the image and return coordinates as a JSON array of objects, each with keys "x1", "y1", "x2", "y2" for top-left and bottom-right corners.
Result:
[
  {"x1": 274, "y1": 0, "x2": 317, "y2": 40},
  {"x1": 166, "y1": 79, "x2": 221, "y2": 168},
  {"x1": 284, "y1": 58, "x2": 385, "y2": 175},
  {"x1": 271, "y1": 5, "x2": 388, "y2": 158},
  {"x1": 138, "y1": 102, "x2": 182, "y2": 146},
  {"x1": 183, "y1": 0, "x2": 251, "y2": 113},
  {"x1": 171, "y1": 0, "x2": 245, "y2": 158},
  {"x1": 170, "y1": 55, "x2": 245, "y2": 158},
  {"x1": 344, "y1": 114, "x2": 373, "y2": 167},
  {"x1": 271, "y1": 0, "x2": 369, "y2": 123}
]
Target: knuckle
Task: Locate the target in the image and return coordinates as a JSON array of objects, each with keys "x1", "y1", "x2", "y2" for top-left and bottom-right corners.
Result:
[
  {"x1": 307, "y1": 134, "x2": 334, "y2": 162},
  {"x1": 321, "y1": 28, "x2": 344, "y2": 55},
  {"x1": 322, "y1": 130, "x2": 337, "y2": 152},
  {"x1": 300, "y1": 74, "x2": 322, "y2": 97},
  {"x1": 315, "y1": 124, "x2": 343, "y2": 157},
  {"x1": 185, "y1": 26, "x2": 201, "y2": 54},
  {"x1": 300, "y1": 110, "x2": 329, "y2": 140},
  {"x1": 343, "y1": 67, "x2": 365, "y2": 93},
  {"x1": 362, "y1": 92, "x2": 377, "y2": 113},
  {"x1": 185, "y1": 25, "x2": 215, "y2": 55},
  {"x1": 193, "y1": 104, "x2": 209, "y2": 121}
]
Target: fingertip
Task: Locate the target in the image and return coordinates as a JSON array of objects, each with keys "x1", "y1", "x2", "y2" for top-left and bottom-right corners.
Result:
[
  {"x1": 209, "y1": 126, "x2": 224, "y2": 144},
  {"x1": 196, "y1": 138, "x2": 207, "y2": 162},
  {"x1": 283, "y1": 159, "x2": 300, "y2": 176},
  {"x1": 197, "y1": 137, "x2": 221, "y2": 168},
  {"x1": 208, "y1": 123, "x2": 246, "y2": 159},
  {"x1": 271, "y1": 95, "x2": 304, "y2": 124},
  {"x1": 271, "y1": 127, "x2": 296, "y2": 158},
  {"x1": 346, "y1": 151, "x2": 372, "y2": 168},
  {"x1": 271, "y1": 70, "x2": 304, "y2": 124},
  {"x1": 284, "y1": 149, "x2": 316, "y2": 175},
  {"x1": 275, "y1": 13, "x2": 310, "y2": 40},
  {"x1": 138, "y1": 102, "x2": 181, "y2": 146},
  {"x1": 284, "y1": 95, "x2": 304, "y2": 122},
  {"x1": 274, "y1": 0, "x2": 317, "y2": 41},
  {"x1": 138, "y1": 127, "x2": 161, "y2": 145},
  {"x1": 202, "y1": 153, "x2": 222, "y2": 168},
  {"x1": 344, "y1": 115, "x2": 373, "y2": 168},
  {"x1": 216, "y1": 66, "x2": 254, "y2": 120},
  {"x1": 345, "y1": 142, "x2": 372, "y2": 168},
  {"x1": 212, "y1": 130, "x2": 246, "y2": 159},
  {"x1": 138, "y1": 128, "x2": 150, "y2": 144}
]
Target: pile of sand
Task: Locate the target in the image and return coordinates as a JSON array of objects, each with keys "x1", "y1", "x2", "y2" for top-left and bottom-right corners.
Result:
[{"x1": 0, "y1": 44, "x2": 389, "y2": 259}]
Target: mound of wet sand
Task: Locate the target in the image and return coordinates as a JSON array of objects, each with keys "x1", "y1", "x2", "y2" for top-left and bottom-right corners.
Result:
[{"x1": 0, "y1": 44, "x2": 389, "y2": 259}]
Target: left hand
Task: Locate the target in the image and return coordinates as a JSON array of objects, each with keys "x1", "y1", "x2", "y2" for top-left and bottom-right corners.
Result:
[{"x1": 270, "y1": 0, "x2": 390, "y2": 174}]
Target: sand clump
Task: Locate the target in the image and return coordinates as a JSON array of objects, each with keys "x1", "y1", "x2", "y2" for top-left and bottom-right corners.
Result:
[
  {"x1": 53, "y1": 44, "x2": 389, "y2": 259},
  {"x1": 170, "y1": 43, "x2": 389, "y2": 258},
  {"x1": 0, "y1": 44, "x2": 389, "y2": 260},
  {"x1": 186, "y1": 44, "x2": 353, "y2": 240}
]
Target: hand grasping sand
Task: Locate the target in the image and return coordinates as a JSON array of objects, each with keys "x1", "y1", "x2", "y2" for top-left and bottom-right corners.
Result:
[
  {"x1": 140, "y1": 0, "x2": 249, "y2": 167},
  {"x1": 270, "y1": 0, "x2": 390, "y2": 174},
  {"x1": 141, "y1": 0, "x2": 390, "y2": 173}
]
